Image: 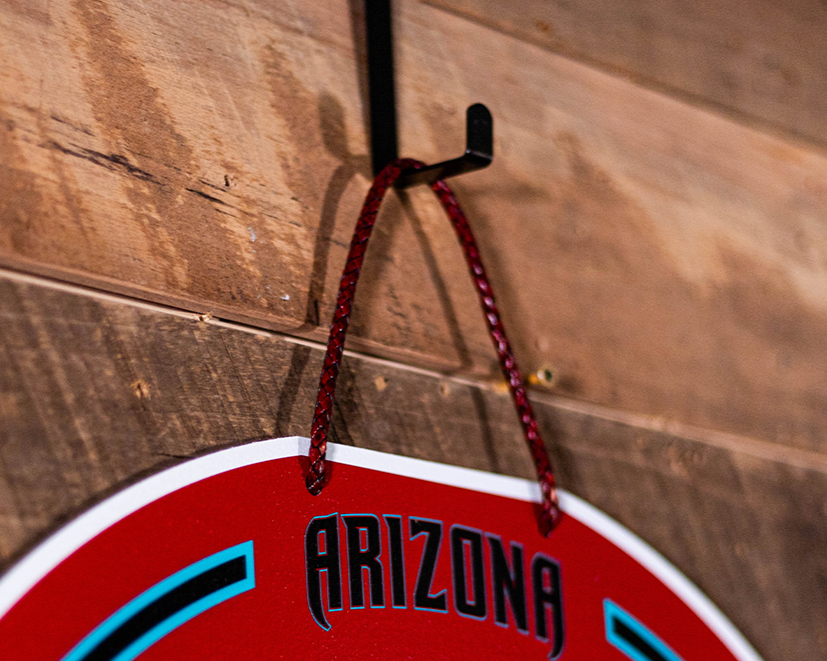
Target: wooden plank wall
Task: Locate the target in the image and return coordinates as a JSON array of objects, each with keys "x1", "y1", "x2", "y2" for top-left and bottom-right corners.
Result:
[
  {"x1": 427, "y1": 0, "x2": 827, "y2": 149},
  {"x1": 1, "y1": 1, "x2": 825, "y2": 658}
]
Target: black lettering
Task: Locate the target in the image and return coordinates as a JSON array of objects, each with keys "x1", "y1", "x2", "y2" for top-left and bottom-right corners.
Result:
[
  {"x1": 343, "y1": 515, "x2": 385, "y2": 609},
  {"x1": 532, "y1": 553, "x2": 564, "y2": 658},
  {"x1": 384, "y1": 515, "x2": 406, "y2": 608},
  {"x1": 410, "y1": 518, "x2": 447, "y2": 612},
  {"x1": 487, "y1": 535, "x2": 527, "y2": 632},
  {"x1": 305, "y1": 514, "x2": 342, "y2": 630},
  {"x1": 451, "y1": 526, "x2": 487, "y2": 619}
]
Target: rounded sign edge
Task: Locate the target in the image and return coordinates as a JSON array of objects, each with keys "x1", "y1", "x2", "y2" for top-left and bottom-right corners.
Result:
[{"x1": 0, "y1": 436, "x2": 763, "y2": 661}]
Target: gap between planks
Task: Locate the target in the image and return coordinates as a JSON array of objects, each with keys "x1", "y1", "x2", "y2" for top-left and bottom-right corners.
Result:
[
  {"x1": 3, "y1": 266, "x2": 826, "y2": 476},
  {"x1": 423, "y1": 1, "x2": 827, "y2": 160}
]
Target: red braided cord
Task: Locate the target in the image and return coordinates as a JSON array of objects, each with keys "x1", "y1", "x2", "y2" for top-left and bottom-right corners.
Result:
[{"x1": 307, "y1": 159, "x2": 562, "y2": 536}]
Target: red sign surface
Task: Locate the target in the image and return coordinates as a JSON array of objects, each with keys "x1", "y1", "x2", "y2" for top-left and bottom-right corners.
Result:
[{"x1": 0, "y1": 438, "x2": 762, "y2": 661}]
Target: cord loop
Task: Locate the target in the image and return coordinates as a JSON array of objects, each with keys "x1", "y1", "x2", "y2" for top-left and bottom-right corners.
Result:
[{"x1": 307, "y1": 159, "x2": 561, "y2": 536}]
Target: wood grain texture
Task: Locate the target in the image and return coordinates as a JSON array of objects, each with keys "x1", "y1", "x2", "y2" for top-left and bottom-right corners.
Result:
[
  {"x1": 1, "y1": 273, "x2": 826, "y2": 661},
  {"x1": 427, "y1": 0, "x2": 827, "y2": 149},
  {"x1": 2, "y1": 1, "x2": 827, "y2": 454}
]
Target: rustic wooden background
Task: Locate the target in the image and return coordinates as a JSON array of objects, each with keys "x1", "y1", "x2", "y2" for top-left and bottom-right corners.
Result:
[{"x1": 1, "y1": 1, "x2": 826, "y2": 658}]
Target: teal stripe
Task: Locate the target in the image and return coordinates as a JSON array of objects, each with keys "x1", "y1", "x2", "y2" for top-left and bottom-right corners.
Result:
[
  {"x1": 62, "y1": 541, "x2": 255, "y2": 661},
  {"x1": 604, "y1": 599, "x2": 685, "y2": 661}
]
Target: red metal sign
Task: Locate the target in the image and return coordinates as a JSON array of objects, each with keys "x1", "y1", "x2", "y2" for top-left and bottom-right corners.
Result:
[{"x1": 0, "y1": 438, "x2": 761, "y2": 661}]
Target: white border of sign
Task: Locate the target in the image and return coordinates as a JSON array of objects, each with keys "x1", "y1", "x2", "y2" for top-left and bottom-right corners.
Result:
[{"x1": 0, "y1": 437, "x2": 762, "y2": 661}]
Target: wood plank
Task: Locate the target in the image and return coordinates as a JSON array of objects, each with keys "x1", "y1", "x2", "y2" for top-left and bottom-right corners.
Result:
[
  {"x1": 1, "y1": 272, "x2": 826, "y2": 660},
  {"x1": 393, "y1": 2, "x2": 827, "y2": 454},
  {"x1": 426, "y1": 0, "x2": 827, "y2": 149},
  {"x1": 2, "y1": 0, "x2": 827, "y2": 455},
  {"x1": 0, "y1": 0, "x2": 500, "y2": 375}
]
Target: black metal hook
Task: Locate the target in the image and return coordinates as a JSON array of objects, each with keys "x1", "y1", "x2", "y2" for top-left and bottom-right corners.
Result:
[{"x1": 364, "y1": 0, "x2": 493, "y2": 187}]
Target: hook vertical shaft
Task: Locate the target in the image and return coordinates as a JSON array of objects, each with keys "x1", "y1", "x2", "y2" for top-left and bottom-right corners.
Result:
[{"x1": 365, "y1": 0, "x2": 398, "y2": 175}]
